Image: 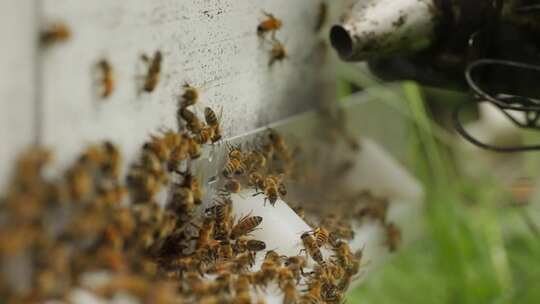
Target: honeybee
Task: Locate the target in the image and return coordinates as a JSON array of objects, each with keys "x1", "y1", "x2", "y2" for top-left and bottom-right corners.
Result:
[
  {"x1": 204, "y1": 107, "x2": 222, "y2": 143},
  {"x1": 257, "y1": 12, "x2": 282, "y2": 38},
  {"x1": 234, "y1": 251, "x2": 256, "y2": 270},
  {"x1": 385, "y1": 223, "x2": 401, "y2": 252},
  {"x1": 14, "y1": 147, "x2": 52, "y2": 186},
  {"x1": 207, "y1": 197, "x2": 233, "y2": 225},
  {"x1": 181, "y1": 83, "x2": 199, "y2": 108},
  {"x1": 255, "y1": 251, "x2": 280, "y2": 285},
  {"x1": 161, "y1": 129, "x2": 182, "y2": 148},
  {"x1": 300, "y1": 280, "x2": 323, "y2": 304},
  {"x1": 284, "y1": 255, "x2": 307, "y2": 282},
  {"x1": 322, "y1": 283, "x2": 344, "y2": 304},
  {"x1": 268, "y1": 129, "x2": 290, "y2": 159},
  {"x1": 253, "y1": 175, "x2": 284, "y2": 206},
  {"x1": 78, "y1": 144, "x2": 107, "y2": 168},
  {"x1": 186, "y1": 273, "x2": 216, "y2": 295},
  {"x1": 337, "y1": 262, "x2": 359, "y2": 292},
  {"x1": 194, "y1": 216, "x2": 215, "y2": 250},
  {"x1": 66, "y1": 164, "x2": 93, "y2": 201},
  {"x1": 278, "y1": 181, "x2": 287, "y2": 197},
  {"x1": 146, "y1": 282, "x2": 180, "y2": 304},
  {"x1": 167, "y1": 256, "x2": 203, "y2": 273},
  {"x1": 314, "y1": 2, "x2": 328, "y2": 32},
  {"x1": 217, "y1": 240, "x2": 234, "y2": 260},
  {"x1": 265, "y1": 250, "x2": 282, "y2": 264},
  {"x1": 203, "y1": 107, "x2": 219, "y2": 128},
  {"x1": 227, "y1": 143, "x2": 244, "y2": 160},
  {"x1": 185, "y1": 134, "x2": 202, "y2": 159},
  {"x1": 0, "y1": 226, "x2": 38, "y2": 256},
  {"x1": 274, "y1": 267, "x2": 294, "y2": 291},
  {"x1": 268, "y1": 39, "x2": 287, "y2": 66},
  {"x1": 141, "y1": 50, "x2": 162, "y2": 93},
  {"x1": 222, "y1": 158, "x2": 246, "y2": 178},
  {"x1": 292, "y1": 206, "x2": 305, "y2": 220},
  {"x1": 210, "y1": 125, "x2": 223, "y2": 143},
  {"x1": 40, "y1": 22, "x2": 70, "y2": 46},
  {"x1": 205, "y1": 201, "x2": 232, "y2": 242},
  {"x1": 248, "y1": 172, "x2": 265, "y2": 191},
  {"x1": 259, "y1": 139, "x2": 274, "y2": 160},
  {"x1": 127, "y1": 168, "x2": 157, "y2": 202},
  {"x1": 168, "y1": 143, "x2": 189, "y2": 171},
  {"x1": 510, "y1": 177, "x2": 534, "y2": 205},
  {"x1": 312, "y1": 227, "x2": 333, "y2": 247},
  {"x1": 242, "y1": 150, "x2": 267, "y2": 174},
  {"x1": 355, "y1": 197, "x2": 389, "y2": 223},
  {"x1": 93, "y1": 274, "x2": 153, "y2": 299},
  {"x1": 143, "y1": 136, "x2": 170, "y2": 162},
  {"x1": 234, "y1": 274, "x2": 252, "y2": 294},
  {"x1": 140, "y1": 150, "x2": 163, "y2": 176},
  {"x1": 179, "y1": 171, "x2": 203, "y2": 205},
  {"x1": 178, "y1": 107, "x2": 204, "y2": 134},
  {"x1": 310, "y1": 264, "x2": 338, "y2": 287},
  {"x1": 194, "y1": 126, "x2": 215, "y2": 144},
  {"x1": 323, "y1": 217, "x2": 355, "y2": 241},
  {"x1": 96, "y1": 179, "x2": 127, "y2": 207},
  {"x1": 97, "y1": 59, "x2": 114, "y2": 98},
  {"x1": 230, "y1": 214, "x2": 263, "y2": 239},
  {"x1": 96, "y1": 247, "x2": 128, "y2": 272},
  {"x1": 200, "y1": 296, "x2": 228, "y2": 304},
  {"x1": 102, "y1": 141, "x2": 121, "y2": 178},
  {"x1": 234, "y1": 238, "x2": 266, "y2": 253},
  {"x1": 332, "y1": 240, "x2": 356, "y2": 270},
  {"x1": 169, "y1": 186, "x2": 195, "y2": 214},
  {"x1": 325, "y1": 262, "x2": 345, "y2": 285},
  {"x1": 255, "y1": 179, "x2": 278, "y2": 206},
  {"x1": 300, "y1": 232, "x2": 325, "y2": 266},
  {"x1": 281, "y1": 280, "x2": 298, "y2": 304},
  {"x1": 233, "y1": 291, "x2": 253, "y2": 304},
  {"x1": 222, "y1": 178, "x2": 242, "y2": 194}
]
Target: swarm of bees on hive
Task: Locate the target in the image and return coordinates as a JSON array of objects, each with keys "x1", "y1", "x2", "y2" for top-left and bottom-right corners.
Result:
[
  {"x1": 1, "y1": 3, "x2": 403, "y2": 303},
  {"x1": 0, "y1": 124, "x2": 402, "y2": 304}
]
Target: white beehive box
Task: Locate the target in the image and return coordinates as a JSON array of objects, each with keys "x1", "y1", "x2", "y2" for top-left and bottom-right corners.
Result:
[{"x1": 0, "y1": 1, "x2": 423, "y2": 303}]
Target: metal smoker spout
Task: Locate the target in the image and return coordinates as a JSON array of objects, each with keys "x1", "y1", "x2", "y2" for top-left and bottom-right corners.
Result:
[
  {"x1": 330, "y1": 0, "x2": 440, "y2": 62},
  {"x1": 330, "y1": 0, "x2": 540, "y2": 153},
  {"x1": 329, "y1": 0, "x2": 540, "y2": 87}
]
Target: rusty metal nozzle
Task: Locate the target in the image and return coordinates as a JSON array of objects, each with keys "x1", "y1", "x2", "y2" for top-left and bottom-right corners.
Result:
[{"x1": 330, "y1": 0, "x2": 441, "y2": 61}]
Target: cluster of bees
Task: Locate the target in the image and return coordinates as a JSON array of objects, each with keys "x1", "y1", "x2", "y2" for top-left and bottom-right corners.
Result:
[
  {"x1": 220, "y1": 129, "x2": 292, "y2": 206},
  {"x1": 14, "y1": 3, "x2": 403, "y2": 303},
  {"x1": 0, "y1": 82, "x2": 382, "y2": 303},
  {"x1": 0, "y1": 120, "x2": 367, "y2": 304}
]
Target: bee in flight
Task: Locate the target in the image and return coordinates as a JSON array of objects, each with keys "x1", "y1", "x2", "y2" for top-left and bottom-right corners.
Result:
[
  {"x1": 141, "y1": 50, "x2": 162, "y2": 93},
  {"x1": 257, "y1": 12, "x2": 282, "y2": 39}
]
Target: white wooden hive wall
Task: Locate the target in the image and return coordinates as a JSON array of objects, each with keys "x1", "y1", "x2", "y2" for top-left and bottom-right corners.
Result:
[{"x1": 0, "y1": 0, "x2": 344, "y2": 186}]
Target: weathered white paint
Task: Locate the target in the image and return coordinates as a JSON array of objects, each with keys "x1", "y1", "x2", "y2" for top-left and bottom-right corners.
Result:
[
  {"x1": 40, "y1": 0, "x2": 342, "y2": 171},
  {"x1": 0, "y1": 0, "x2": 37, "y2": 189}
]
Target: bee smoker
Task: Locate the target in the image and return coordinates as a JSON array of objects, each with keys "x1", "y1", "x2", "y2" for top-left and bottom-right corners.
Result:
[{"x1": 330, "y1": 0, "x2": 540, "y2": 152}]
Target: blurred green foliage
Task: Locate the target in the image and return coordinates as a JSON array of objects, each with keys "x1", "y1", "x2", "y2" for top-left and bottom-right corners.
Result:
[{"x1": 346, "y1": 82, "x2": 540, "y2": 304}]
